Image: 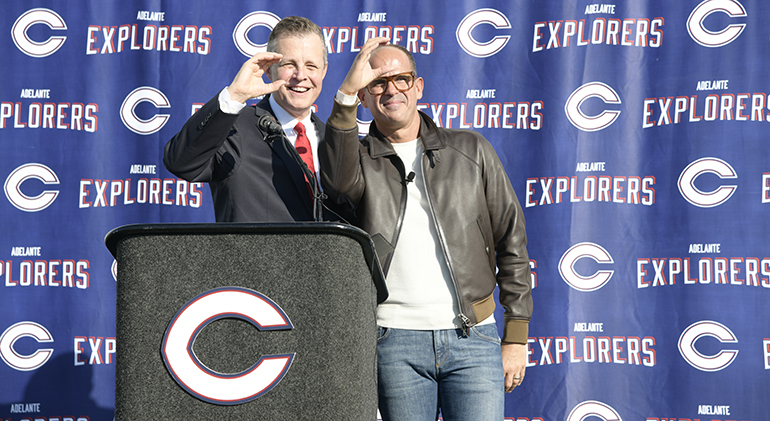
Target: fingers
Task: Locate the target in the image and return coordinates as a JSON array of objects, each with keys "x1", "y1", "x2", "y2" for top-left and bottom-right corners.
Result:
[
  {"x1": 358, "y1": 36, "x2": 390, "y2": 57},
  {"x1": 505, "y1": 372, "x2": 524, "y2": 393},
  {"x1": 339, "y1": 37, "x2": 391, "y2": 95},
  {"x1": 262, "y1": 79, "x2": 287, "y2": 92},
  {"x1": 362, "y1": 37, "x2": 397, "y2": 78},
  {"x1": 504, "y1": 372, "x2": 524, "y2": 393},
  {"x1": 501, "y1": 343, "x2": 526, "y2": 393},
  {"x1": 228, "y1": 52, "x2": 284, "y2": 103},
  {"x1": 246, "y1": 51, "x2": 283, "y2": 73}
]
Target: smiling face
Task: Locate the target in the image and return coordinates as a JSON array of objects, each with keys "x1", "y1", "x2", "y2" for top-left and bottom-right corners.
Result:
[
  {"x1": 267, "y1": 34, "x2": 328, "y2": 120},
  {"x1": 358, "y1": 46, "x2": 424, "y2": 142}
]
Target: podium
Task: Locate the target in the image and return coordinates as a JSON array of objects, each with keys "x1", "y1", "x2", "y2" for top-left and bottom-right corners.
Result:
[{"x1": 105, "y1": 222, "x2": 386, "y2": 420}]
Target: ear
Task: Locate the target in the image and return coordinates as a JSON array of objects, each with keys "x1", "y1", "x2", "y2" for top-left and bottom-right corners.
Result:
[
  {"x1": 357, "y1": 90, "x2": 368, "y2": 109},
  {"x1": 415, "y1": 77, "x2": 424, "y2": 100}
]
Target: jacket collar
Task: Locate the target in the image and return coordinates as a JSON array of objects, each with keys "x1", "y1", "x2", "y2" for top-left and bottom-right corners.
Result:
[{"x1": 367, "y1": 110, "x2": 446, "y2": 158}]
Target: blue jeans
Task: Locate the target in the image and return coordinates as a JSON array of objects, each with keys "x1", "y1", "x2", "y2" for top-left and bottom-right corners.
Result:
[{"x1": 376, "y1": 324, "x2": 505, "y2": 421}]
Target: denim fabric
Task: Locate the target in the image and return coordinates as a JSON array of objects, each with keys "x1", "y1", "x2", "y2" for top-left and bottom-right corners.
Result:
[{"x1": 376, "y1": 324, "x2": 505, "y2": 421}]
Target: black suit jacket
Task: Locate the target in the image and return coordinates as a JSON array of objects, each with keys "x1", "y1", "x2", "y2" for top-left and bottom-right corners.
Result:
[{"x1": 164, "y1": 94, "x2": 327, "y2": 222}]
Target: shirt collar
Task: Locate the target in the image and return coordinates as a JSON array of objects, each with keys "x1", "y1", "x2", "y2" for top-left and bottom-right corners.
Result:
[{"x1": 268, "y1": 95, "x2": 313, "y2": 132}]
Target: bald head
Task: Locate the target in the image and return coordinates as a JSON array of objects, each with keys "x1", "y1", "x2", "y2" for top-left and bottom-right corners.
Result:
[{"x1": 371, "y1": 44, "x2": 417, "y2": 73}]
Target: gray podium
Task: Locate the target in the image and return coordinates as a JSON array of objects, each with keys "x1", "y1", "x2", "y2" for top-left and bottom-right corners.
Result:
[{"x1": 105, "y1": 222, "x2": 386, "y2": 420}]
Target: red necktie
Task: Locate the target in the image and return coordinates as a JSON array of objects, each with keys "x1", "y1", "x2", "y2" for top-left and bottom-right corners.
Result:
[{"x1": 294, "y1": 122, "x2": 315, "y2": 194}]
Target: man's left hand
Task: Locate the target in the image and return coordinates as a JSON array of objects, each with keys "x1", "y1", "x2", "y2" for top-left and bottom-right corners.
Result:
[{"x1": 502, "y1": 343, "x2": 526, "y2": 393}]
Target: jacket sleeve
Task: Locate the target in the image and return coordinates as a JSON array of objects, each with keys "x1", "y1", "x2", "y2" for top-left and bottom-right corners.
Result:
[
  {"x1": 163, "y1": 93, "x2": 240, "y2": 182},
  {"x1": 481, "y1": 139, "x2": 533, "y2": 344},
  {"x1": 318, "y1": 100, "x2": 366, "y2": 208}
]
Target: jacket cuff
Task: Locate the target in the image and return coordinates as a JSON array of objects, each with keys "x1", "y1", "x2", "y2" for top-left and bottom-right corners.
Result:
[
  {"x1": 327, "y1": 99, "x2": 358, "y2": 131},
  {"x1": 502, "y1": 319, "x2": 529, "y2": 344}
]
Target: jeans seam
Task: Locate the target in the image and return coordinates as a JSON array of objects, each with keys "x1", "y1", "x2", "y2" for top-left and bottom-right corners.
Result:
[
  {"x1": 377, "y1": 326, "x2": 390, "y2": 342},
  {"x1": 470, "y1": 325, "x2": 501, "y2": 345}
]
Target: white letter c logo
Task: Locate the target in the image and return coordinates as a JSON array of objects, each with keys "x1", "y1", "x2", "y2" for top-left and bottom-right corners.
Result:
[
  {"x1": 12, "y1": 8, "x2": 67, "y2": 58},
  {"x1": 162, "y1": 287, "x2": 294, "y2": 405}
]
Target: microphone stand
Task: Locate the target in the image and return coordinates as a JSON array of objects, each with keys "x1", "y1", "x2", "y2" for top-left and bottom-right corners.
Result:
[{"x1": 259, "y1": 114, "x2": 325, "y2": 222}]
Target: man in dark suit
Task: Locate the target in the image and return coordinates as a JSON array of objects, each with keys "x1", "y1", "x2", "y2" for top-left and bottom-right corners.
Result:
[{"x1": 164, "y1": 16, "x2": 330, "y2": 222}]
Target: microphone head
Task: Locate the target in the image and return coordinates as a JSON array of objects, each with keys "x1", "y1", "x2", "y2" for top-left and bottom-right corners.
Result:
[{"x1": 258, "y1": 114, "x2": 283, "y2": 135}]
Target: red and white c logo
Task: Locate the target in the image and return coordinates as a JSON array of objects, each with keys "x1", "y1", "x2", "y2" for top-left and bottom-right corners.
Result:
[
  {"x1": 678, "y1": 320, "x2": 739, "y2": 372},
  {"x1": 456, "y1": 9, "x2": 511, "y2": 58},
  {"x1": 0, "y1": 321, "x2": 54, "y2": 371},
  {"x1": 232, "y1": 11, "x2": 281, "y2": 57},
  {"x1": 12, "y1": 8, "x2": 67, "y2": 58},
  {"x1": 687, "y1": 0, "x2": 747, "y2": 47},
  {"x1": 567, "y1": 400, "x2": 622, "y2": 421},
  {"x1": 559, "y1": 242, "x2": 615, "y2": 291},
  {"x1": 4, "y1": 163, "x2": 60, "y2": 212},
  {"x1": 162, "y1": 287, "x2": 294, "y2": 405},
  {"x1": 565, "y1": 82, "x2": 622, "y2": 132},
  {"x1": 678, "y1": 157, "x2": 737, "y2": 208}
]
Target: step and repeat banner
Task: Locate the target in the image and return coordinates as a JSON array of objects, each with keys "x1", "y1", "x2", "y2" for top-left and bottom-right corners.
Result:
[{"x1": 1, "y1": 1, "x2": 768, "y2": 420}]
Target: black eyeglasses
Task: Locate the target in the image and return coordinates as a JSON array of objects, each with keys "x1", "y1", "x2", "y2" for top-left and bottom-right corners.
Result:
[{"x1": 365, "y1": 71, "x2": 417, "y2": 95}]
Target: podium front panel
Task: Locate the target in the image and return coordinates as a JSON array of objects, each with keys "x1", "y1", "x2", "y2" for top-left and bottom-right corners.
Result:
[{"x1": 108, "y1": 224, "x2": 379, "y2": 420}]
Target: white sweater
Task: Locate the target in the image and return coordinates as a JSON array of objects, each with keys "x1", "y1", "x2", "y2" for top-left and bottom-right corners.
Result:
[{"x1": 376, "y1": 138, "x2": 462, "y2": 330}]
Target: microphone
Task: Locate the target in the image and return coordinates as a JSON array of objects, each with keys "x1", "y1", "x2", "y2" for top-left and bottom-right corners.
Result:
[
  {"x1": 405, "y1": 171, "x2": 415, "y2": 184},
  {"x1": 258, "y1": 113, "x2": 325, "y2": 222},
  {"x1": 258, "y1": 114, "x2": 284, "y2": 136}
]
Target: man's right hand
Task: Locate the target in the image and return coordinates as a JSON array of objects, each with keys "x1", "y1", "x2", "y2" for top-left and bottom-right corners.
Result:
[
  {"x1": 226, "y1": 52, "x2": 286, "y2": 104},
  {"x1": 339, "y1": 37, "x2": 394, "y2": 96}
]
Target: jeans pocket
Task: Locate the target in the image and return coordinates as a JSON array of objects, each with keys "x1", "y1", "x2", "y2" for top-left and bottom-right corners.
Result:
[
  {"x1": 470, "y1": 325, "x2": 501, "y2": 345},
  {"x1": 377, "y1": 326, "x2": 390, "y2": 342}
]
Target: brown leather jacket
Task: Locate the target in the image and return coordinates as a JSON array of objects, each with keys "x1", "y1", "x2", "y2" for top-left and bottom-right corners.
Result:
[{"x1": 320, "y1": 101, "x2": 532, "y2": 344}]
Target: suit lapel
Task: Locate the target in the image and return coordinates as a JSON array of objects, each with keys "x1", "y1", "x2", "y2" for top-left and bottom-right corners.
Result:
[{"x1": 254, "y1": 97, "x2": 314, "y2": 215}]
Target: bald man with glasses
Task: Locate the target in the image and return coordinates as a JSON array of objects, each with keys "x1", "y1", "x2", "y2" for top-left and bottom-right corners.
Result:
[{"x1": 320, "y1": 38, "x2": 533, "y2": 421}]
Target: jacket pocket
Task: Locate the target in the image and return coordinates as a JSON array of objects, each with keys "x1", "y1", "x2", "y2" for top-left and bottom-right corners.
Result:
[
  {"x1": 476, "y1": 215, "x2": 495, "y2": 271},
  {"x1": 377, "y1": 326, "x2": 390, "y2": 342}
]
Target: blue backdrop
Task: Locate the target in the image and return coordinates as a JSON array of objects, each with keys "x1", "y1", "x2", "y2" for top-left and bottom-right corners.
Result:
[{"x1": 1, "y1": 1, "x2": 768, "y2": 420}]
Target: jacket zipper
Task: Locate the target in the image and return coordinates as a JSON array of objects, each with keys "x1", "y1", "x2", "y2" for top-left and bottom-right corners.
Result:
[
  {"x1": 385, "y1": 156, "x2": 409, "y2": 274},
  {"x1": 419, "y1": 151, "x2": 472, "y2": 336}
]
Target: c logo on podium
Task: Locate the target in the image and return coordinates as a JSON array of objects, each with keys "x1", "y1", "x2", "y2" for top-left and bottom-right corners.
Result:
[{"x1": 161, "y1": 287, "x2": 294, "y2": 405}]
